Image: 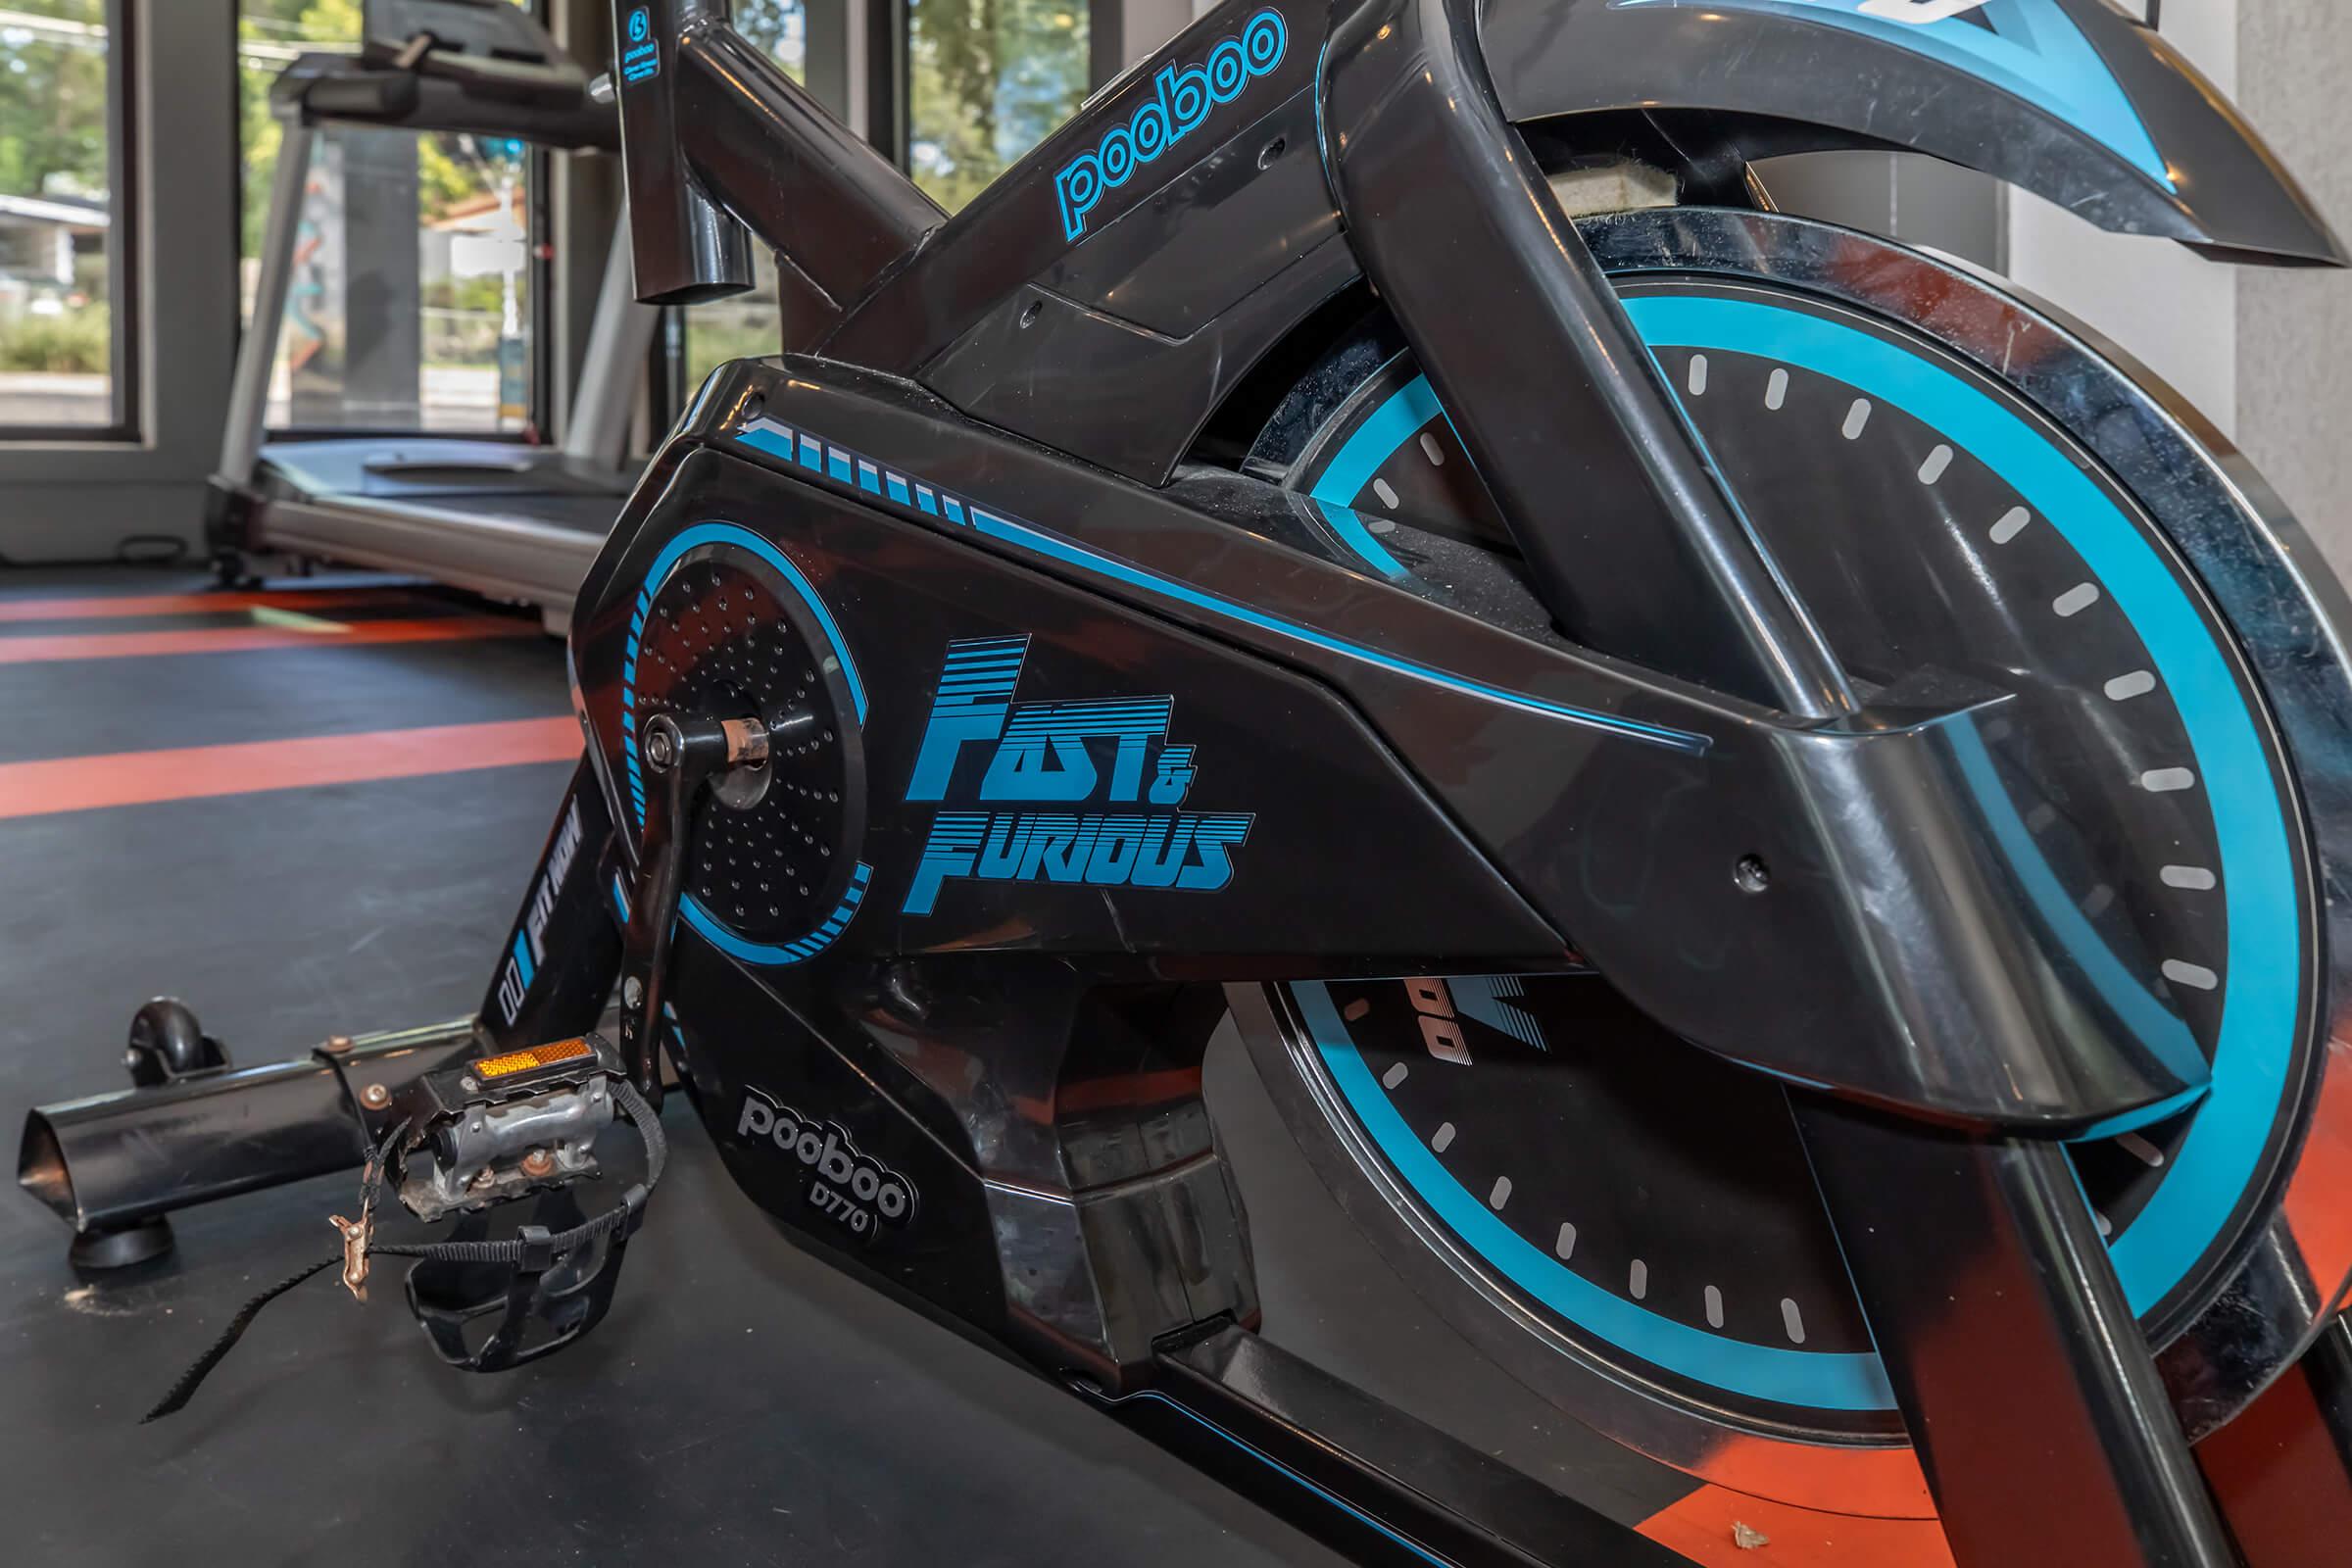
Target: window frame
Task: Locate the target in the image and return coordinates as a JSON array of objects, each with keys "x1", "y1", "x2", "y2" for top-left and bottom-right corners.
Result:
[{"x1": 0, "y1": 0, "x2": 143, "y2": 442}]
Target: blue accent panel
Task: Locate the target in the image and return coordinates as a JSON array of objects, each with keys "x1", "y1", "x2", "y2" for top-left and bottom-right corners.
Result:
[
  {"x1": 798, "y1": 435, "x2": 824, "y2": 470},
  {"x1": 827, "y1": 449, "x2": 853, "y2": 482},
  {"x1": 886, "y1": 474, "x2": 911, "y2": 505},
  {"x1": 1297, "y1": 980, "x2": 1898, "y2": 1411},
  {"x1": 511, "y1": 930, "x2": 536, "y2": 989},
  {"x1": 944, "y1": 499, "x2": 966, "y2": 524},
  {"x1": 1625, "y1": 292, "x2": 2300, "y2": 1317},
  {"x1": 1100, "y1": 1390, "x2": 1453, "y2": 1567},
  {"x1": 611, "y1": 871, "x2": 629, "y2": 924},
  {"x1": 857, "y1": 461, "x2": 883, "y2": 495},
  {"x1": 1610, "y1": 0, "x2": 2170, "y2": 187}
]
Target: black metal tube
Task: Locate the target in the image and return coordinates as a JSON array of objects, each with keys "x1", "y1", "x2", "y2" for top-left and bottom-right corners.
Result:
[
  {"x1": 1318, "y1": 0, "x2": 1854, "y2": 717},
  {"x1": 1795, "y1": 1099, "x2": 2236, "y2": 1568},
  {"x1": 675, "y1": 15, "x2": 940, "y2": 302},
  {"x1": 612, "y1": 0, "x2": 938, "y2": 310},
  {"x1": 18, "y1": 1020, "x2": 477, "y2": 1236}
]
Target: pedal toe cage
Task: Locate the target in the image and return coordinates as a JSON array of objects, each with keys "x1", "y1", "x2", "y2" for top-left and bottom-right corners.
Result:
[{"x1": 366, "y1": 1033, "x2": 667, "y2": 1373}]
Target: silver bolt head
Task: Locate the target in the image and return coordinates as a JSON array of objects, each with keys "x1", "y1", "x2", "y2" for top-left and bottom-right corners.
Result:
[
  {"x1": 360, "y1": 1083, "x2": 391, "y2": 1109},
  {"x1": 622, "y1": 976, "x2": 644, "y2": 1009}
]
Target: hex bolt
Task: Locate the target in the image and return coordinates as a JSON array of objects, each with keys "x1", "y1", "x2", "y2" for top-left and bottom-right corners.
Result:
[
  {"x1": 360, "y1": 1082, "x2": 391, "y2": 1110},
  {"x1": 643, "y1": 720, "x2": 679, "y2": 770},
  {"x1": 468, "y1": 1168, "x2": 495, "y2": 1192},
  {"x1": 519, "y1": 1148, "x2": 557, "y2": 1180},
  {"x1": 459, "y1": 1076, "x2": 478, "y2": 1093},
  {"x1": 622, "y1": 975, "x2": 644, "y2": 1009},
  {"x1": 323, "y1": 1034, "x2": 354, "y2": 1054},
  {"x1": 1734, "y1": 855, "x2": 1772, "y2": 895}
]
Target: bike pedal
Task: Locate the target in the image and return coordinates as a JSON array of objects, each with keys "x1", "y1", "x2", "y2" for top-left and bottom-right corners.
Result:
[{"x1": 386, "y1": 1033, "x2": 622, "y2": 1223}]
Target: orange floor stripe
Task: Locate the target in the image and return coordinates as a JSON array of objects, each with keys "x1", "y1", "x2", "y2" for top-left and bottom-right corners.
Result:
[
  {"x1": 1636, "y1": 1487, "x2": 1956, "y2": 1568},
  {"x1": 0, "y1": 588, "x2": 410, "y2": 622},
  {"x1": 0, "y1": 717, "x2": 580, "y2": 820},
  {"x1": 0, "y1": 615, "x2": 538, "y2": 664}
]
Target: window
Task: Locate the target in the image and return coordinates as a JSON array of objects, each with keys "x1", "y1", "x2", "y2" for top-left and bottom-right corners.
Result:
[
  {"x1": 908, "y1": 0, "x2": 1088, "y2": 212},
  {"x1": 682, "y1": 0, "x2": 807, "y2": 392},
  {"x1": 0, "y1": 1, "x2": 124, "y2": 431},
  {"x1": 238, "y1": 1, "x2": 538, "y2": 433}
]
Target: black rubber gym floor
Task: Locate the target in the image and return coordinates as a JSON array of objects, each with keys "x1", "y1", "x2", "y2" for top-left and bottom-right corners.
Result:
[{"x1": 0, "y1": 568, "x2": 1680, "y2": 1566}]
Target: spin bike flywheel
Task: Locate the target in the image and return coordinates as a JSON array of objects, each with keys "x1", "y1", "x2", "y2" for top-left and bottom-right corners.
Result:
[{"x1": 1243, "y1": 207, "x2": 2352, "y2": 1515}]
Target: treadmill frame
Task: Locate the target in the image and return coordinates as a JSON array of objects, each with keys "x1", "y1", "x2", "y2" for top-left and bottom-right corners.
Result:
[{"x1": 210, "y1": 38, "x2": 657, "y2": 622}]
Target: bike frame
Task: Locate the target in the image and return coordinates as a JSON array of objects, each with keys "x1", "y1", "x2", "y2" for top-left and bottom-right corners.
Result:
[{"x1": 580, "y1": 2, "x2": 2349, "y2": 1561}]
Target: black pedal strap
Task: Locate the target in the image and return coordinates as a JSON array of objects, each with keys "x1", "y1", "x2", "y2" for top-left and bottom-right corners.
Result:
[{"x1": 141, "y1": 1078, "x2": 663, "y2": 1422}]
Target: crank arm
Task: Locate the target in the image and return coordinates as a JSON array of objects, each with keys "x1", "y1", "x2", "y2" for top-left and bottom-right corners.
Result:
[{"x1": 616, "y1": 711, "x2": 770, "y2": 1100}]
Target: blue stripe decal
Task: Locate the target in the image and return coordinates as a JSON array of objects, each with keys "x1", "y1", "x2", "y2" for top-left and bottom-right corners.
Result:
[
  {"x1": 1623, "y1": 291, "x2": 2298, "y2": 1317},
  {"x1": 511, "y1": 930, "x2": 536, "y2": 989},
  {"x1": 961, "y1": 506, "x2": 1707, "y2": 755},
  {"x1": 1610, "y1": 0, "x2": 2171, "y2": 188},
  {"x1": 725, "y1": 426, "x2": 1705, "y2": 755},
  {"x1": 1298, "y1": 979, "x2": 1897, "y2": 1412}
]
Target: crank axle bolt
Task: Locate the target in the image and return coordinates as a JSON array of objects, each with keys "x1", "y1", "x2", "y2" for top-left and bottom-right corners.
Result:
[{"x1": 643, "y1": 718, "x2": 680, "y2": 770}]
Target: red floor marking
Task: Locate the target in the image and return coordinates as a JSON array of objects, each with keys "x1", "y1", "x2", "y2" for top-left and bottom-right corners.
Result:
[
  {"x1": 1635, "y1": 1487, "x2": 1956, "y2": 1568},
  {"x1": 0, "y1": 615, "x2": 537, "y2": 663},
  {"x1": 0, "y1": 588, "x2": 411, "y2": 622},
  {"x1": 0, "y1": 717, "x2": 580, "y2": 820}
]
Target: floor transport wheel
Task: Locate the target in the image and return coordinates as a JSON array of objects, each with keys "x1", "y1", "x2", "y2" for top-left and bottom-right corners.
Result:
[{"x1": 1239, "y1": 206, "x2": 2352, "y2": 1519}]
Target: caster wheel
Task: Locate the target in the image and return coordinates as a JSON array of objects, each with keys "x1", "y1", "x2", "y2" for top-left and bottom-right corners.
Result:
[{"x1": 125, "y1": 999, "x2": 226, "y2": 1088}]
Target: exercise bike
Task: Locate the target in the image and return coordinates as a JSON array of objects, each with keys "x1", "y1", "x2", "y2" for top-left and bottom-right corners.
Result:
[{"x1": 24, "y1": 1, "x2": 2352, "y2": 1562}]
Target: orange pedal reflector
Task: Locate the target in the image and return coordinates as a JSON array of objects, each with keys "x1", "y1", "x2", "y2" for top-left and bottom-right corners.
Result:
[{"x1": 474, "y1": 1038, "x2": 595, "y2": 1080}]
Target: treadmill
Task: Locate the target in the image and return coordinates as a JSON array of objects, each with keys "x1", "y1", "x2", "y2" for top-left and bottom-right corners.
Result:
[{"x1": 209, "y1": 0, "x2": 657, "y2": 630}]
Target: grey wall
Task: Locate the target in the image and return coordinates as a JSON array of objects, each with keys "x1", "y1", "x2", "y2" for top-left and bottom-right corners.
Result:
[
  {"x1": 2236, "y1": 3, "x2": 2352, "y2": 588},
  {"x1": 0, "y1": 0, "x2": 239, "y2": 563}
]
